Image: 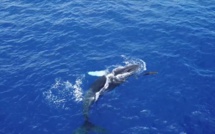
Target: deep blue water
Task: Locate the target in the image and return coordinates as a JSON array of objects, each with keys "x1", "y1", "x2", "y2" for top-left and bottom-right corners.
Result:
[{"x1": 1, "y1": 0, "x2": 215, "y2": 134}]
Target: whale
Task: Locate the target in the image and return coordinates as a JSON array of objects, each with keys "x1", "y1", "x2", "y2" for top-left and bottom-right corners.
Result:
[
  {"x1": 73, "y1": 64, "x2": 156, "y2": 134},
  {"x1": 83, "y1": 64, "x2": 140, "y2": 119}
]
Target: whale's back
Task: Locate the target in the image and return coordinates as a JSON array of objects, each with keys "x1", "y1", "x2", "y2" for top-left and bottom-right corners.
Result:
[{"x1": 90, "y1": 76, "x2": 106, "y2": 93}]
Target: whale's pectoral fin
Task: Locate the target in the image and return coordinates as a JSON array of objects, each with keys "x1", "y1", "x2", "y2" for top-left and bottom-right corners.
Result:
[
  {"x1": 73, "y1": 120, "x2": 107, "y2": 134},
  {"x1": 143, "y1": 71, "x2": 158, "y2": 76}
]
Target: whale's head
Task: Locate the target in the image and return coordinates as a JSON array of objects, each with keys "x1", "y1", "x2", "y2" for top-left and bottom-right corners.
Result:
[{"x1": 113, "y1": 64, "x2": 140, "y2": 76}]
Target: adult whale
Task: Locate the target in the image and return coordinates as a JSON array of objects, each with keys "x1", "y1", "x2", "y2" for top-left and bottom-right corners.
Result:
[
  {"x1": 83, "y1": 64, "x2": 140, "y2": 119},
  {"x1": 73, "y1": 64, "x2": 156, "y2": 134}
]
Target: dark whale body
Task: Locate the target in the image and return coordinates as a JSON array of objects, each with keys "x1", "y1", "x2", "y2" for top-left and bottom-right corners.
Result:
[{"x1": 73, "y1": 64, "x2": 140, "y2": 134}]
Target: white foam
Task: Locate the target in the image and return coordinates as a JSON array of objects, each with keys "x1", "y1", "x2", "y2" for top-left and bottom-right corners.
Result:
[
  {"x1": 72, "y1": 78, "x2": 83, "y2": 102},
  {"x1": 121, "y1": 55, "x2": 147, "y2": 73},
  {"x1": 43, "y1": 76, "x2": 84, "y2": 110}
]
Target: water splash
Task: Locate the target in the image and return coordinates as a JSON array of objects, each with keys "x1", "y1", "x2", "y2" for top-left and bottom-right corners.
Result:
[
  {"x1": 121, "y1": 55, "x2": 147, "y2": 73},
  {"x1": 43, "y1": 76, "x2": 84, "y2": 109},
  {"x1": 72, "y1": 78, "x2": 84, "y2": 102}
]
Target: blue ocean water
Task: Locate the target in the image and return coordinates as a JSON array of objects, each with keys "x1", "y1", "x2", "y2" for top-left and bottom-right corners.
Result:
[{"x1": 1, "y1": 0, "x2": 215, "y2": 134}]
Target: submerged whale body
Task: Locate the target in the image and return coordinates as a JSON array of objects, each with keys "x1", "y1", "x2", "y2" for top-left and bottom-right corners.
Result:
[{"x1": 73, "y1": 64, "x2": 141, "y2": 134}]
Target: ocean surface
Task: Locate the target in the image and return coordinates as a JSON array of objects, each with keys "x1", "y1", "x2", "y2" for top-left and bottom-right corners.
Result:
[{"x1": 1, "y1": 0, "x2": 215, "y2": 134}]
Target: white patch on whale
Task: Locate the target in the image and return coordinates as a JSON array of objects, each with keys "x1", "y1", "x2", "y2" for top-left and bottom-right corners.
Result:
[{"x1": 88, "y1": 70, "x2": 108, "y2": 76}]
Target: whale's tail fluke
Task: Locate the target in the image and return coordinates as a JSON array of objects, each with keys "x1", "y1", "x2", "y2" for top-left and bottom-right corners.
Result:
[{"x1": 73, "y1": 119, "x2": 107, "y2": 134}]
